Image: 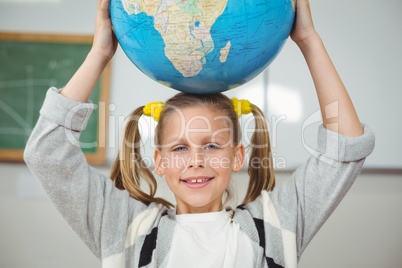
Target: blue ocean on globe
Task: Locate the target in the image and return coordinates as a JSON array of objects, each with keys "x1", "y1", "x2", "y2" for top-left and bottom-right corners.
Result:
[{"x1": 110, "y1": 0, "x2": 295, "y2": 94}]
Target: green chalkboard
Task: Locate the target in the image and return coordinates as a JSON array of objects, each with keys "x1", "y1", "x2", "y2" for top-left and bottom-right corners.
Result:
[{"x1": 0, "y1": 33, "x2": 110, "y2": 164}]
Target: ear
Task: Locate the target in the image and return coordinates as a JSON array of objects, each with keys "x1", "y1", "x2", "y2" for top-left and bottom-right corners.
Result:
[
  {"x1": 232, "y1": 144, "x2": 245, "y2": 172},
  {"x1": 154, "y1": 149, "x2": 165, "y2": 175}
]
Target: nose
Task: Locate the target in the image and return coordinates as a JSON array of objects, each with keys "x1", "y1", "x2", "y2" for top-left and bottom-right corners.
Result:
[{"x1": 188, "y1": 150, "x2": 205, "y2": 169}]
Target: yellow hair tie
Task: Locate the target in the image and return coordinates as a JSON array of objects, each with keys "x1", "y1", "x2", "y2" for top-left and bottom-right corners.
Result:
[
  {"x1": 232, "y1": 98, "x2": 252, "y2": 117},
  {"x1": 143, "y1": 101, "x2": 164, "y2": 122}
]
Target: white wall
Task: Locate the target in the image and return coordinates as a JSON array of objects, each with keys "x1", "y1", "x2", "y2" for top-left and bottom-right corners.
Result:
[
  {"x1": 268, "y1": 0, "x2": 402, "y2": 169},
  {"x1": 1, "y1": 0, "x2": 402, "y2": 267}
]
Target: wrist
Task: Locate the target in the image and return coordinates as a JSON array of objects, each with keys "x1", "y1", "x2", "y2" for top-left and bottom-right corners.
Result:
[
  {"x1": 295, "y1": 32, "x2": 323, "y2": 52},
  {"x1": 87, "y1": 49, "x2": 112, "y2": 69}
]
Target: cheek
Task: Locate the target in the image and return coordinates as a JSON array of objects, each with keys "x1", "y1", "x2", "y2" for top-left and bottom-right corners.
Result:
[
  {"x1": 214, "y1": 171, "x2": 232, "y2": 197},
  {"x1": 164, "y1": 175, "x2": 175, "y2": 189},
  {"x1": 221, "y1": 169, "x2": 232, "y2": 185},
  {"x1": 164, "y1": 171, "x2": 179, "y2": 193},
  {"x1": 206, "y1": 151, "x2": 235, "y2": 171}
]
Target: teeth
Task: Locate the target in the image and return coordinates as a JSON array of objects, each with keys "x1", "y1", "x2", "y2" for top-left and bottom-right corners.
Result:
[{"x1": 186, "y1": 178, "x2": 211, "y2": 183}]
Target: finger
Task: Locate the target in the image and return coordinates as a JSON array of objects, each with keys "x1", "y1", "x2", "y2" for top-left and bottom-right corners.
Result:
[
  {"x1": 96, "y1": 0, "x2": 111, "y2": 22},
  {"x1": 100, "y1": 0, "x2": 111, "y2": 11}
]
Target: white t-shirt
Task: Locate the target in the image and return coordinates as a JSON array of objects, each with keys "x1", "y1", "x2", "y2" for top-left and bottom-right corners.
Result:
[{"x1": 160, "y1": 209, "x2": 256, "y2": 268}]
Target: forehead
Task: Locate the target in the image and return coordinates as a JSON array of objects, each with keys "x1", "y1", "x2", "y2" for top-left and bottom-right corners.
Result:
[{"x1": 161, "y1": 106, "x2": 233, "y2": 144}]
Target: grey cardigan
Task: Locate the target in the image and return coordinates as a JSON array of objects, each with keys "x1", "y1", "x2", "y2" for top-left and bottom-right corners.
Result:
[{"x1": 24, "y1": 88, "x2": 375, "y2": 267}]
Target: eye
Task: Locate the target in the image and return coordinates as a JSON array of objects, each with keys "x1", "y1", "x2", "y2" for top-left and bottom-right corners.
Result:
[
  {"x1": 205, "y1": 144, "x2": 219, "y2": 150},
  {"x1": 173, "y1": 146, "x2": 187, "y2": 152}
]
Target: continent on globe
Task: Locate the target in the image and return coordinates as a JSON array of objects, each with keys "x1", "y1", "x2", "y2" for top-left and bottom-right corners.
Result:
[
  {"x1": 122, "y1": 0, "x2": 228, "y2": 77},
  {"x1": 111, "y1": 0, "x2": 296, "y2": 93}
]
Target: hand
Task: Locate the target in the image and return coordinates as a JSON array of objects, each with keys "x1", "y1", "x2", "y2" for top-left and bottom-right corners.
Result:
[
  {"x1": 91, "y1": 0, "x2": 118, "y2": 63},
  {"x1": 290, "y1": 0, "x2": 319, "y2": 47},
  {"x1": 61, "y1": 0, "x2": 118, "y2": 102},
  {"x1": 289, "y1": 0, "x2": 363, "y2": 137}
]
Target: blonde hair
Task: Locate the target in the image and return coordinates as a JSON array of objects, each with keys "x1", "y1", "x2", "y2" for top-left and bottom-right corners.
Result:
[{"x1": 110, "y1": 92, "x2": 275, "y2": 208}]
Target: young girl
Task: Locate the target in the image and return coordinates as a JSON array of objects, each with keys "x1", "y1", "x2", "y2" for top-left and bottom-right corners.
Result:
[{"x1": 24, "y1": 0, "x2": 375, "y2": 267}]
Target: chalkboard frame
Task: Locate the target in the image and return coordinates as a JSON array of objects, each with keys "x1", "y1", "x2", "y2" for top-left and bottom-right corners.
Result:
[{"x1": 0, "y1": 32, "x2": 110, "y2": 165}]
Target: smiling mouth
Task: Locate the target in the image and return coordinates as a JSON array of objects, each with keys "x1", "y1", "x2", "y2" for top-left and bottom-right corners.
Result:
[{"x1": 181, "y1": 178, "x2": 213, "y2": 184}]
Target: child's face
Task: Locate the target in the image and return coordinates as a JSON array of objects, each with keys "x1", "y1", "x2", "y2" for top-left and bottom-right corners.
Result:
[{"x1": 154, "y1": 106, "x2": 245, "y2": 214}]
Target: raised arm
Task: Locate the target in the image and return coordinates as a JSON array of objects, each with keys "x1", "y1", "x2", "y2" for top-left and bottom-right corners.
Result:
[
  {"x1": 291, "y1": 0, "x2": 363, "y2": 137},
  {"x1": 23, "y1": 0, "x2": 137, "y2": 258},
  {"x1": 61, "y1": 0, "x2": 118, "y2": 103}
]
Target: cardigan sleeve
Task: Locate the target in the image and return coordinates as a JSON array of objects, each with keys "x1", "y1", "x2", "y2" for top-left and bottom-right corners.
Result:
[
  {"x1": 268, "y1": 124, "x2": 375, "y2": 260},
  {"x1": 24, "y1": 87, "x2": 149, "y2": 259}
]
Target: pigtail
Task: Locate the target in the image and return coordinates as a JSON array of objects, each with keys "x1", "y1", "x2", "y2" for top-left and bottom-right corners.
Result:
[
  {"x1": 242, "y1": 104, "x2": 275, "y2": 204},
  {"x1": 110, "y1": 107, "x2": 174, "y2": 209}
]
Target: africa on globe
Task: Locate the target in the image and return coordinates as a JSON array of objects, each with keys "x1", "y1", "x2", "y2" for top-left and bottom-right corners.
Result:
[{"x1": 110, "y1": 0, "x2": 295, "y2": 94}]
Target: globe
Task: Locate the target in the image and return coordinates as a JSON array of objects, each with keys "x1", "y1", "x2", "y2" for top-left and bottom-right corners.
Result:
[{"x1": 110, "y1": 0, "x2": 295, "y2": 94}]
